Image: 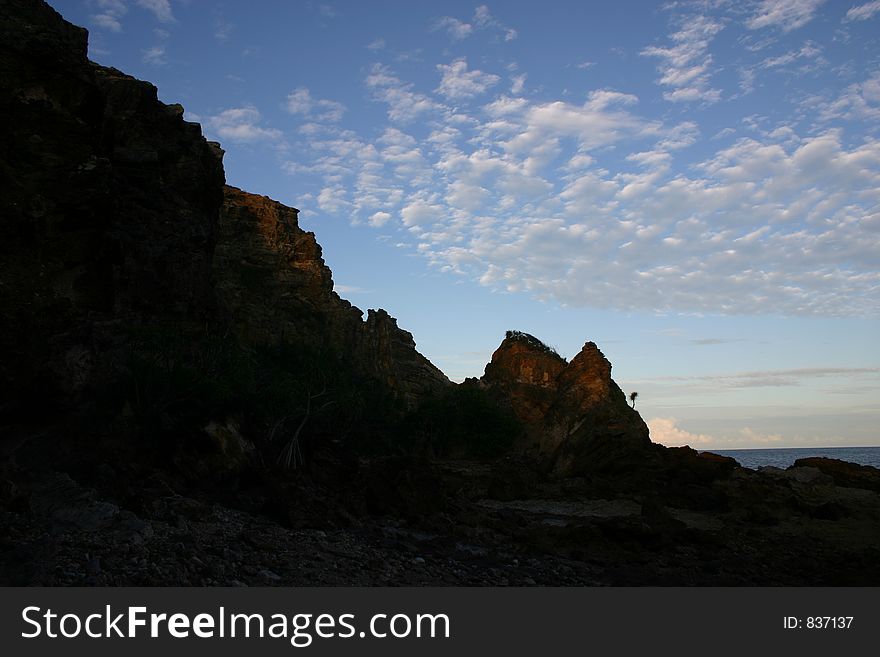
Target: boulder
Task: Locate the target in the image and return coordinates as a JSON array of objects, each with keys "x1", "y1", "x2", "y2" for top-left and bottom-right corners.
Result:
[{"x1": 791, "y1": 458, "x2": 880, "y2": 492}]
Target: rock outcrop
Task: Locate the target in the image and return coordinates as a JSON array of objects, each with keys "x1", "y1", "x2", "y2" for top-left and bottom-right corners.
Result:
[
  {"x1": 481, "y1": 331, "x2": 567, "y2": 425},
  {"x1": 0, "y1": 0, "x2": 446, "y2": 415},
  {"x1": 215, "y1": 186, "x2": 358, "y2": 349},
  {"x1": 792, "y1": 457, "x2": 880, "y2": 493},
  {"x1": 481, "y1": 332, "x2": 651, "y2": 474},
  {"x1": 216, "y1": 187, "x2": 449, "y2": 408}
]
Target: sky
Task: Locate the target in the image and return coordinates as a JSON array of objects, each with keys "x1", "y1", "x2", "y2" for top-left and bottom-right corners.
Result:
[{"x1": 55, "y1": 0, "x2": 880, "y2": 449}]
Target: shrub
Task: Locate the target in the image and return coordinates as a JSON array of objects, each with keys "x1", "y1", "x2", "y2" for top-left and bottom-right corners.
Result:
[
  {"x1": 403, "y1": 383, "x2": 521, "y2": 458},
  {"x1": 505, "y1": 330, "x2": 562, "y2": 358}
]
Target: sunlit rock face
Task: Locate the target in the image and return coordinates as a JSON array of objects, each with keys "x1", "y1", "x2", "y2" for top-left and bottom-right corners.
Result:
[
  {"x1": 216, "y1": 187, "x2": 450, "y2": 409},
  {"x1": 481, "y1": 332, "x2": 651, "y2": 474},
  {"x1": 215, "y1": 186, "x2": 348, "y2": 349},
  {"x1": 482, "y1": 333, "x2": 568, "y2": 426}
]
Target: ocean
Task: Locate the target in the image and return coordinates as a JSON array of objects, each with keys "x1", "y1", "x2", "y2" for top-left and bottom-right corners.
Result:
[{"x1": 704, "y1": 446, "x2": 880, "y2": 470}]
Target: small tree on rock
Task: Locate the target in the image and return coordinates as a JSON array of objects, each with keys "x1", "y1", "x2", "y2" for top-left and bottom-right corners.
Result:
[{"x1": 629, "y1": 391, "x2": 638, "y2": 408}]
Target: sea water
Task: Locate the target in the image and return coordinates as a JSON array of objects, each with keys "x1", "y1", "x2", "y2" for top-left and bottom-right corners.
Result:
[{"x1": 704, "y1": 446, "x2": 880, "y2": 470}]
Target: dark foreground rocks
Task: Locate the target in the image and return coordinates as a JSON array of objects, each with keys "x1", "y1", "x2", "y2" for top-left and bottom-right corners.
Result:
[{"x1": 2, "y1": 436, "x2": 878, "y2": 586}]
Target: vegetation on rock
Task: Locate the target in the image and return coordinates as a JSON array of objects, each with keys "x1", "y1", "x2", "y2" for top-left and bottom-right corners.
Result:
[{"x1": 504, "y1": 330, "x2": 563, "y2": 359}]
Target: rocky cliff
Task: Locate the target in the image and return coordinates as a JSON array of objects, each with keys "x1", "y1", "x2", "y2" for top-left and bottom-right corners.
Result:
[
  {"x1": 0, "y1": 0, "x2": 650, "y2": 476},
  {"x1": 481, "y1": 331, "x2": 651, "y2": 474},
  {"x1": 216, "y1": 186, "x2": 450, "y2": 408},
  {"x1": 0, "y1": 0, "x2": 224, "y2": 410},
  {"x1": 0, "y1": 0, "x2": 446, "y2": 417}
]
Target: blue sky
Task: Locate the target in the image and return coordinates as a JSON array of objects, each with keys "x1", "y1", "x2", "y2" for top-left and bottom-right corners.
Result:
[{"x1": 58, "y1": 0, "x2": 880, "y2": 449}]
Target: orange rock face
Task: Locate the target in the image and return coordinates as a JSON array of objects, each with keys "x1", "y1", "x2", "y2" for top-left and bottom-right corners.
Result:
[
  {"x1": 481, "y1": 332, "x2": 651, "y2": 474},
  {"x1": 482, "y1": 336, "x2": 567, "y2": 425}
]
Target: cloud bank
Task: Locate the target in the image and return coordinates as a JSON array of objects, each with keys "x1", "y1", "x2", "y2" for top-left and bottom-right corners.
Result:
[{"x1": 261, "y1": 4, "x2": 880, "y2": 319}]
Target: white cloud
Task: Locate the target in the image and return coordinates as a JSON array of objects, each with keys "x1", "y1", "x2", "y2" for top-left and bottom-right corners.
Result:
[
  {"x1": 502, "y1": 91, "x2": 655, "y2": 155},
  {"x1": 94, "y1": 0, "x2": 127, "y2": 11},
  {"x1": 473, "y1": 5, "x2": 492, "y2": 26},
  {"x1": 141, "y1": 45, "x2": 166, "y2": 65},
  {"x1": 368, "y1": 211, "x2": 392, "y2": 227},
  {"x1": 648, "y1": 418, "x2": 715, "y2": 447},
  {"x1": 90, "y1": 0, "x2": 173, "y2": 32},
  {"x1": 440, "y1": 130, "x2": 879, "y2": 316},
  {"x1": 446, "y1": 179, "x2": 490, "y2": 212},
  {"x1": 649, "y1": 419, "x2": 790, "y2": 448},
  {"x1": 136, "y1": 0, "x2": 174, "y2": 23},
  {"x1": 207, "y1": 106, "x2": 283, "y2": 143},
  {"x1": 378, "y1": 128, "x2": 433, "y2": 186},
  {"x1": 652, "y1": 367, "x2": 880, "y2": 389},
  {"x1": 214, "y1": 18, "x2": 234, "y2": 42},
  {"x1": 93, "y1": 13, "x2": 122, "y2": 31},
  {"x1": 436, "y1": 58, "x2": 501, "y2": 100},
  {"x1": 746, "y1": 0, "x2": 825, "y2": 32},
  {"x1": 433, "y1": 5, "x2": 517, "y2": 42},
  {"x1": 760, "y1": 41, "x2": 823, "y2": 69},
  {"x1": 737, "y1": 67, "x2": 757, "y2": 95},
  {"x1": 738, "y1": 427, "x2": 786, "y2": 444},
  {"x1": 434, "y1": 16, "x2": 473, "y2": 40},
  {"x1": 286, "y1": 87, "x2": 346, "y2": 123},
  {"x1": 366, "y1": 64, "x2": 445, "y2": 122},
  {"x1": 317, "y1": 4, "x2": 338, "y2": 20},
  {"x1": 334, "y1": 284, "x2": 368, "y2": 294},
  {"x1": 474, "y1": 4, "x2": 518, "y2": 40},
  {"x1": 814, "y1": 72, "x2": 880, "y2": 122},
  {"x1": 844, "y1": 1, "x2": 880, "y2": 22},
  {"x1": 659, "y1": 121, "x2": 700, "y2": 150},
  {"x1": 317, "y1": 186, "x2": 350, "y2": 214},
  {"x1": 401, "y1": 199, "x2": 444, "y2": 227},
  {"x1": 366, "y1": 38, "x2": 386, "y2": 51},
  {"x1": 90, "y1": 0, "x2": 127, "y2": 32},
  {"x1": 641, "y1": 15, "x2": 723, "y2": 103},
  {"x1": 484, "y1": 95, "x2": 528, "y2": 117},
  {"x1": 284, "y1": 49, "x2": 880, "y2": 319}
]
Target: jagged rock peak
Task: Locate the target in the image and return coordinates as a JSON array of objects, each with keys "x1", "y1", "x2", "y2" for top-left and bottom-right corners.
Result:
[
  {"x1": 483, "y1": 330, "x2": 567, "y2": 390},
  {"x1": 480, "y1": 331, "x2": 650, "y2": 474},
  {"x1": 554, "y1": 341, "x2": 616, "y2": 408}
]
